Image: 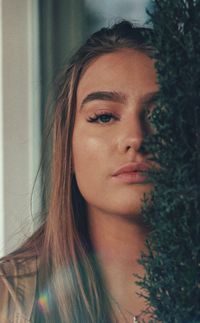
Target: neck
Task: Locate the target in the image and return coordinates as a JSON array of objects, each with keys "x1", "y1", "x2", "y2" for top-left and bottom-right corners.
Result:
[
  {"x1": 88, "y1": 207, "x2": 149, "y2": 268},
  {"x1": 87, "y1": 207, "x2": 150, "y2": 320}
]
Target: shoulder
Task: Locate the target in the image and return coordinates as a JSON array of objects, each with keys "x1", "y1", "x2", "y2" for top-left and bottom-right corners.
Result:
[{"x1": 0, "y1": 256, "x2": 38, "y2": 323}]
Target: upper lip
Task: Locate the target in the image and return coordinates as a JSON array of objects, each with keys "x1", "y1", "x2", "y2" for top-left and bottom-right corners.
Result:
[{"x1": 112, "y1": 162, "x2": 150, "y2": 176}]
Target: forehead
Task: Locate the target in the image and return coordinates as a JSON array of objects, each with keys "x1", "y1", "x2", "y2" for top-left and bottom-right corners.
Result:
[{"x1": 77, "y1": 49, "x2": 158, "y2": 106}]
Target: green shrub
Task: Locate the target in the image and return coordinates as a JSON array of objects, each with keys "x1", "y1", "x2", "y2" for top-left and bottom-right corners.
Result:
[{"x1": 137, "y1": 1, "x2": 200, "y2": 322}]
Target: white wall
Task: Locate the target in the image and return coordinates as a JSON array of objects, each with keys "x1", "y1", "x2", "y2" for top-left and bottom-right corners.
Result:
[
  {"x1": 85, "y1": 0, "x2": 151, "y2": 29},
  {"x1": 0, "y1": 0, "x2": 41, "y2": 256},
  {"x1": 0, "y1": 0, "x2": 4, "y2": 257}
]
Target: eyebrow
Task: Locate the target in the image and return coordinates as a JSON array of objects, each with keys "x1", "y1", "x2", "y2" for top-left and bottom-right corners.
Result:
[
  {"x1": 80, "y1": 91, "x2": 127, "y2": 109},
  {"x1": 141, "y1": 91, "x2": 159, "y2": 106},
  {"x1": 80, "y1": 90, "x2": 159, "y2": 109}
]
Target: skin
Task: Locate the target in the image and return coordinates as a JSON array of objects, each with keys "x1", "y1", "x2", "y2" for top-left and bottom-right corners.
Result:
[{"x1": 72, "y1": 49, "x2": 158, "y2": 322}]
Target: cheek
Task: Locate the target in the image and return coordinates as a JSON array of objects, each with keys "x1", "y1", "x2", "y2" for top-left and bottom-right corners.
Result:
[
  {"x1": 72, "y1": 127, "x2": 109, "y2": 187},
  {"x1": 72, "y1": 131, "x2": 107, "y2": 204},
  {"x1": 73, "y1": 135, "x2": 103, "y2": 169}
]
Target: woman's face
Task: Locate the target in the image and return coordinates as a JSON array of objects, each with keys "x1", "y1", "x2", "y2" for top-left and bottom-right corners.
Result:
[{"x1": 72, "y1": 49, "x2": 158, "y2": 220}]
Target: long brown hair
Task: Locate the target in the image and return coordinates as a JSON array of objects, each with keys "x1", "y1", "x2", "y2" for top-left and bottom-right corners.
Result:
[{"x1": 4, "y1": 21, "x2": 154, "y2": 322}]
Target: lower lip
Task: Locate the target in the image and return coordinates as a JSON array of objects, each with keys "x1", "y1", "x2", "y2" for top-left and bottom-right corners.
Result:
[{"x1": 112, "y1": 171, "x2": 149, "y2": 183}]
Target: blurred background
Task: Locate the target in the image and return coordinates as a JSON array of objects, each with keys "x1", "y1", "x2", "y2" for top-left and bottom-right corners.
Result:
[{"x1": 0, "y1": 0, "x2": 151, "y2": 256}]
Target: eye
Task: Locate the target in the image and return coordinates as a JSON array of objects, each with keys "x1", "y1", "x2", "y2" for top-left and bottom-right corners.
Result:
[
  {"x1": 143, "y1": 104, "x2": 156, "y2": 123},
  {"x1": 146, "y1": 109, "x2": 153, "y2": 121},
  {"x1": 87, "y1": 112, "x2": 118, "y2": 124},
  {"x1": 142, "y1": 105, "x2": 157, "y2": 134}
]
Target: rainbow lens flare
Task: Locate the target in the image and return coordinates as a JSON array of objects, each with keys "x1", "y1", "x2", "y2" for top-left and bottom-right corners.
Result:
[{"x1": 37, "y1": 293, "x2": 49, "y2": 314}]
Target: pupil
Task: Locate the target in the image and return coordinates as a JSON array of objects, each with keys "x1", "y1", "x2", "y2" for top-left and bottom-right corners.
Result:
[{"x1": 100, "y1": 115, "x2": 111, "y2": 122}]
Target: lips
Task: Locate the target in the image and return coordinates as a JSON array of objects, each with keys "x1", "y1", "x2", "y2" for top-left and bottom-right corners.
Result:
[
  {"x1": 112, "y1": 162, "x2": 150, "y2": 177},
  {"x1": 112, "y1": 162, "x2": 151, "y2": 184}
]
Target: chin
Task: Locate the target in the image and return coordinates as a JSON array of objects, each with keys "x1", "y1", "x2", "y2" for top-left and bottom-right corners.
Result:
[
  {"x1": 109, "y1": 197, "x2": 144, "y2": 215},
  {"x1": 117, "y1": 205, "x2": 143, "y2": 217},
  {"x1": 115, "y1": 207, "x2": 147, "y2": 225}
]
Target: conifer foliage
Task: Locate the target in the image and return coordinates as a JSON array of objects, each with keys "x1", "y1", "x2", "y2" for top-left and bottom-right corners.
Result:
[{"x1": 138, "y1": 1, "x2": 200, "y2": 322}]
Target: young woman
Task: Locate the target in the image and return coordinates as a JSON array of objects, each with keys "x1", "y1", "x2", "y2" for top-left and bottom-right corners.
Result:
[{"x1": 0, "y1": 21, "x2": 159, "y2": 323}]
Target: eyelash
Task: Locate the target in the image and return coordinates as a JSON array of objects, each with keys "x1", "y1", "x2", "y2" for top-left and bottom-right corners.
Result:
[
  {"x1": 86, "y1": 108, "x2": 154, "y2": 127},
  {"x1": 87, "y1": 112, "x2": 118, "y2": 124}
]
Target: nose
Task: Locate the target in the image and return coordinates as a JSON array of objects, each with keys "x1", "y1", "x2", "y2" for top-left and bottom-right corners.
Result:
[
  {"x1": 124, "y1": 136, "x2": 143, "y2": 152},
  {"x1": 117, "y1": 116, "x2": 145, "y2": 154}
]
